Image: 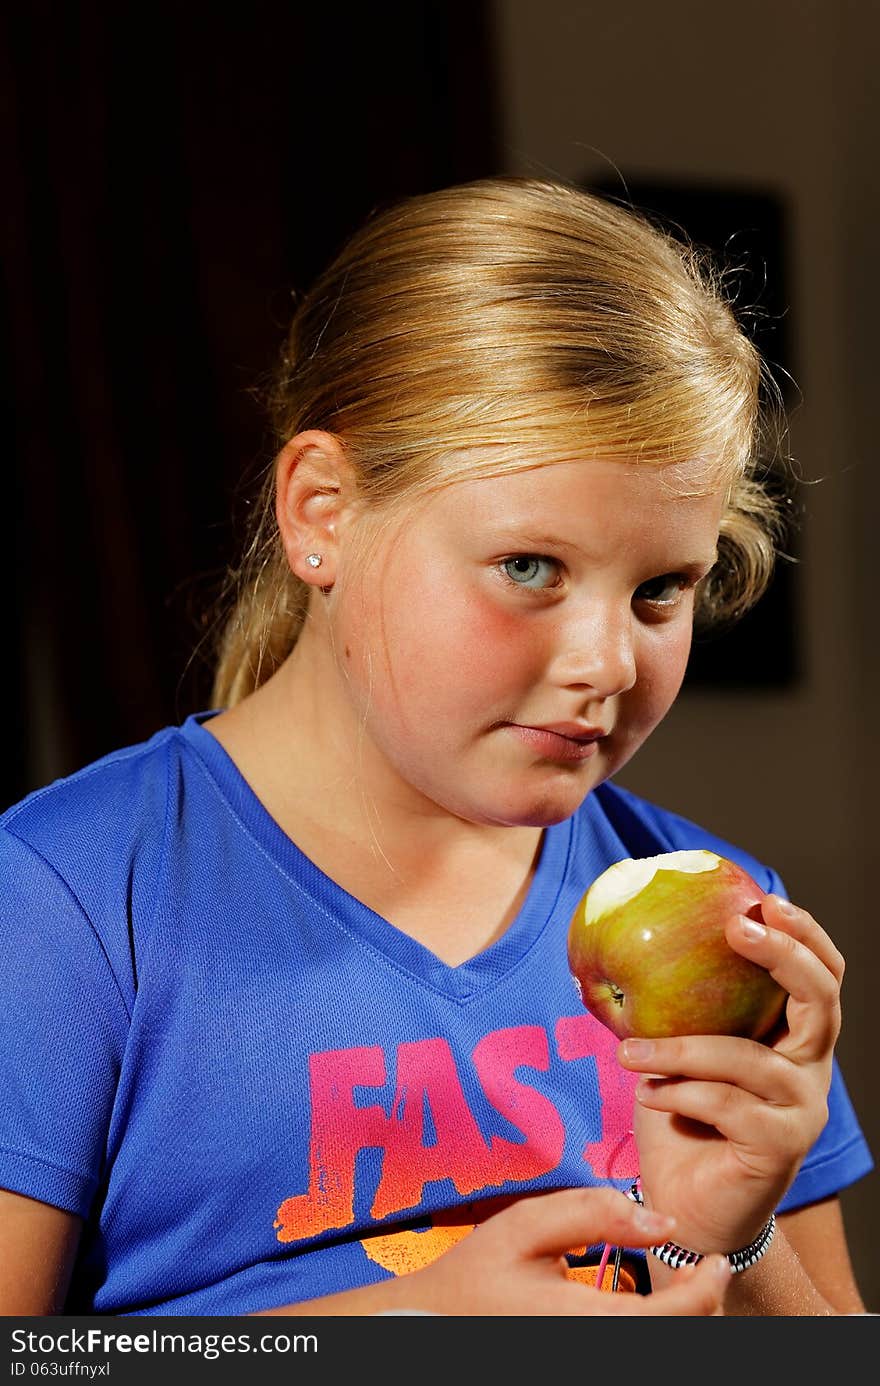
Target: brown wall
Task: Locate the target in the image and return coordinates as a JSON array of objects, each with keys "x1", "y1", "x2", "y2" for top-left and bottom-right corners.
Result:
[{"x1": 491, "y1": 0, "x2": 878, "y2": 1308}]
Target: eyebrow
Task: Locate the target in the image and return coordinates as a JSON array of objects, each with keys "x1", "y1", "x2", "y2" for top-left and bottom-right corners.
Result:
[
  {"x1": 497, "y1": 531, "x2": 719, "y2": 573},
  {"x1": 495, "y1": 531, "x2": 592, "y2": 554}
]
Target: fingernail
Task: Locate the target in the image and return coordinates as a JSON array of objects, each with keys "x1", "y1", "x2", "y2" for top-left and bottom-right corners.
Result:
[
  {"x1": 621, "y1": 1039, "x2": 655, "y2": 1062},
  {"x1": 739, "y1": 916, "x2": 767, "y2": 941},
  {"x1": 709, "y1": 1254, "x2": 733, "y2": 1278},
  {"x1": 633, "y1": 1207, "x2": 674, "y2": 1236},
  {"x1": 771, "y1": 894, "x2": 796, "y2": 915}
]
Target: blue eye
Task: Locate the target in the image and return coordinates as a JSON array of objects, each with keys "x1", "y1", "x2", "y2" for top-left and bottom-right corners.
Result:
[
  {"x1": 635, "y1": 574, "x2": 688, "y2": 605},
  {"x1": 500, "y1": 556, "x2": 559, "y2": 590}
]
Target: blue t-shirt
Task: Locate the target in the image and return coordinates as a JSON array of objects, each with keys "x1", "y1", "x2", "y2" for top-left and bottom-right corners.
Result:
[{"x1": 0, "y1": 712, "x2": 872, "y2": 1315}]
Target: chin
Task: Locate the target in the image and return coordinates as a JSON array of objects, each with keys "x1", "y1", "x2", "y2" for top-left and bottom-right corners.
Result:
[{"x1": 481, "y1": 781, "x2": 596, "y2": 828}]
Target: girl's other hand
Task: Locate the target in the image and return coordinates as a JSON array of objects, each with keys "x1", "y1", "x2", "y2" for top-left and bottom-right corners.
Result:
[{"x1": 406, "y1": 1186, "x2": 730, "y2": 1316}]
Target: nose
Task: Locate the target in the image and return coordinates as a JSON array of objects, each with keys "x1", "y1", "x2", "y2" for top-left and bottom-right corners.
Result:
[{"x1": 545, "y1": 601, "x2": 638, "y2": 699}]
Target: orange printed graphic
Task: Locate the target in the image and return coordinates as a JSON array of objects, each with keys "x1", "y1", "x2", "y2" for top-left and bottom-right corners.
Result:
[
  {"x1": 361, "y1": 1196, "x2": 513, "y2": 1276},
  {"x1": 361, "y1": 1194, "x2": 637, "y2": 1292}
]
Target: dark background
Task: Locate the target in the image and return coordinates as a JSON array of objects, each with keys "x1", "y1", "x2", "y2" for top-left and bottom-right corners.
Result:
[{"x1": 2, "y1": 1, "x2": 501, "y2": 803}]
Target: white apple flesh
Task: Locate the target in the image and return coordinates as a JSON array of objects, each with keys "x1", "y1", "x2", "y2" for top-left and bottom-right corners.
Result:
[{"x1": 567, "y1": 849, "x2": 788, "y2": 1041}]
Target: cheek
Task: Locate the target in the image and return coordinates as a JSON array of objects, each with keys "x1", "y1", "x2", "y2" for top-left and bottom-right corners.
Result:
[
  {"x1": 635, "y1": 626, "x2": 694, "y2": 716},
  {"x1": 380, "y1": 581, "x2": 533, "y2": 710},
  {"x1": 442, "y1": 595, "x2": 530, "y2": 686}
]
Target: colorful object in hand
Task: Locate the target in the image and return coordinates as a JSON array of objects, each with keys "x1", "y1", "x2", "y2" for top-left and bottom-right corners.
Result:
[{"x1": 566, "y1": 849, "x2": 787, "y2": 1041}]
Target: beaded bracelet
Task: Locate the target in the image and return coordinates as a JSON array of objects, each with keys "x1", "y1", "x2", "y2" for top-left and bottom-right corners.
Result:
[{"x1": 627, "y1": 1181, "x2": 776, "y2": 1273}]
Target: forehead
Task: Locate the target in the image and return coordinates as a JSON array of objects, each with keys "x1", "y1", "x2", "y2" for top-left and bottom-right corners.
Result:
[{"x1": 421, "y1": 457, "x2": 727, "y2": 538}]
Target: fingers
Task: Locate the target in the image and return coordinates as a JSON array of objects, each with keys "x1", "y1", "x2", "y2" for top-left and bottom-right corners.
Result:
[
  {"x1": 485, "y1": 1188, "x2": 731, "y2": 1318},
  {"x1": 614, "y1": 1255, "x2": 731, "y2": 1317},
  {"x1": 493, "y1": 1180, "x2": 679, "y2": 1258},
  {"x1": 620, "y1": 1033, "x2": 802, "y2": 1104},
  {"x1": 633, "y1": 1073, "x2": 828, "y2": 1160},
  {"x1": 759, "y1": 895, "x2": 845, "y2": 984},
  {"x1": 456, "y1": 1189, "x2": 731, "y2": 1317},
  {"x1": 486, "y1": 1187, "x2": 679, "y2": 1260},
  {"x1": 724, "y1": 907, "x2": 842, "y2": 1058},
  {"x1": 620, "y1": 1034, "x2": 828, "y2": 1152},
  {"x1": 730, "y1": 897, "x2": 844, "y2": 999}
]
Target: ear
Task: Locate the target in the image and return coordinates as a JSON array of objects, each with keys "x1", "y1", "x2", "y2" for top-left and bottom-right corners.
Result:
[{"x1": 274, "y1": 430, "x2": 359, "y2": 590}]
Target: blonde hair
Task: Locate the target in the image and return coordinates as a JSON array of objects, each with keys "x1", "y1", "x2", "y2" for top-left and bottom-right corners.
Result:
[{"x1": 211, "y1": 176, "x2": 788, "y2": 709}]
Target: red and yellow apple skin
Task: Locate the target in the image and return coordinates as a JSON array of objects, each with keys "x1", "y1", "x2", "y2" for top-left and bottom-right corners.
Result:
[{"x1": 567, "y1": 850, "x2": 788, "y2": 1042}]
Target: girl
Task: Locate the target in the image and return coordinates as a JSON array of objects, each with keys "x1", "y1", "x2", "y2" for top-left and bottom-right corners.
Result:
[{"x1": 0, "y1": 178, "x2": 872, "y2": 1317}]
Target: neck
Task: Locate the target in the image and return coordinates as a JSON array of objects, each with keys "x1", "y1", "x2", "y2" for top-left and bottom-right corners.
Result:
[{"x1": 209, "y1": 624, "x2": 543, "y2": 884}]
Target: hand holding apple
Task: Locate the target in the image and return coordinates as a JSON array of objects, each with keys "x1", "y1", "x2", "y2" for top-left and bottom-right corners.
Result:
[
  {"x1": 567, "y1": 861, "x2": 845, "y2": 1278},
  {"x1": 567, "y1": 849, "x2": 788, "y2": 1041}
]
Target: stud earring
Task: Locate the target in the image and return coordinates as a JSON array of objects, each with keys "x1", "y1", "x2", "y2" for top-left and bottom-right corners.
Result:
[{"x1": 306, "y1": 553, "x2": 323, "y2": 569}]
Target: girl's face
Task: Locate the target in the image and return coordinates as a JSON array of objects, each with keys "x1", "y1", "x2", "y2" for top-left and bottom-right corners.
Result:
[{"x1": 329, "y1": 458, "x2": 726, "y2": 828}]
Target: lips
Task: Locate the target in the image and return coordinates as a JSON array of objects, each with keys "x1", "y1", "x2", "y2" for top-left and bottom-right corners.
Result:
[
  {"x1": 523, "y1": 723, "x2": 608, "y2": 742},
  {"x1": 504, "y1": 723, "x2": 608, "y2": 762}
]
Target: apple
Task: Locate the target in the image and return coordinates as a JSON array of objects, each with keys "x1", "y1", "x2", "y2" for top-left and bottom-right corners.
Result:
[{"x1": 567, "y1": 849, "x2": 787, "y2": 1041}]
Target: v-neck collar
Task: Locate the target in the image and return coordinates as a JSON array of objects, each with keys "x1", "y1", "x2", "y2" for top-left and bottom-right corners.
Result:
[{"x1": 179, "y1": 710, "x2": 576, "y2": 1000}]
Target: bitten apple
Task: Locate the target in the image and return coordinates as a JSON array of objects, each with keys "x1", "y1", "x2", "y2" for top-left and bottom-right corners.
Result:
[{"x1": 567, "y1": 849, "x2": 788, "y2": 1041}]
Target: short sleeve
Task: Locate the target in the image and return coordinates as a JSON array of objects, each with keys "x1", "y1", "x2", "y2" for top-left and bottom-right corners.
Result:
[
  {"x1": 779, "y1": 1058, "x2": 874, "y2": 1210},
  {"x1": 0, "y1": 827, "x2": 130, "y2": 1216},
  {"x1": 761, "y1": 876, "x2": 874, "y2": 1206},
  {"x1": 743, "y1": 868, "x2": 873, "y2": 1207}
]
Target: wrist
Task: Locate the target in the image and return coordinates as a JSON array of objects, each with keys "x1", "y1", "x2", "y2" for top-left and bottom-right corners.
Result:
[{"x1": 627, "y1": 1180, "x2": 776, "y2": 1273}]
